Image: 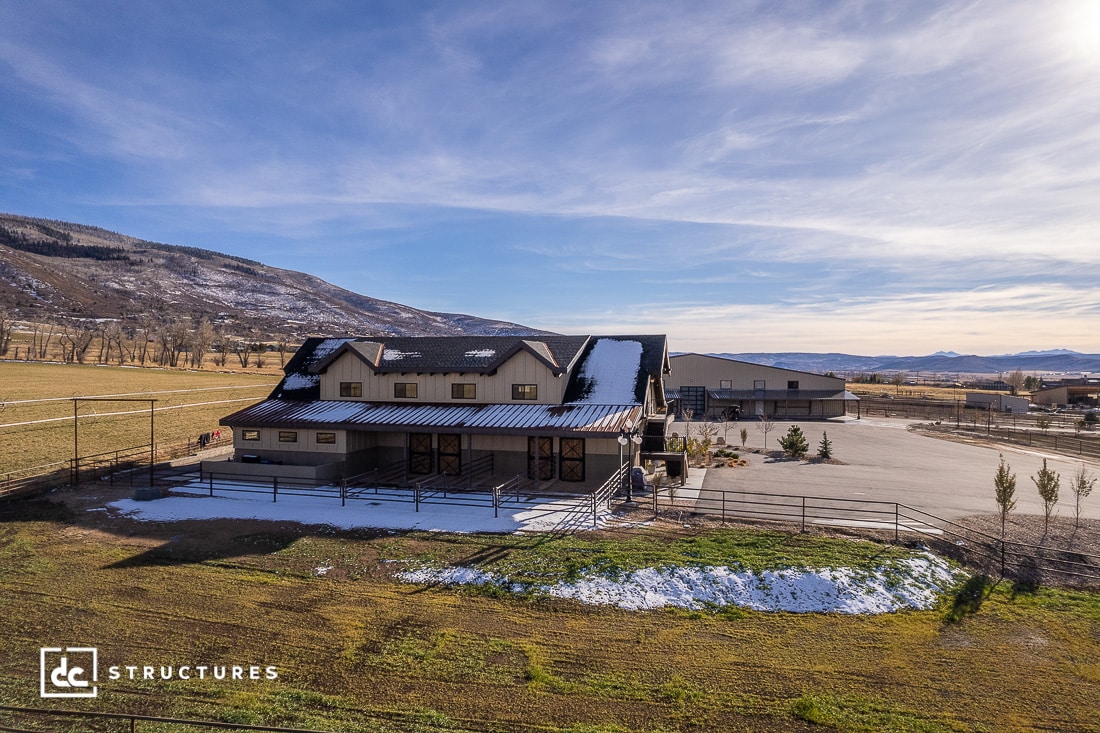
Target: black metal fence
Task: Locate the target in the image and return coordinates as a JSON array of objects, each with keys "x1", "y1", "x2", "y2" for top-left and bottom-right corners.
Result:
[
  {"x1": 649, "y1": 485, "x2": 1100, "y2": 586},
  {"x1": 0, "y1": 705, "x2": 331, "y2": 733}
]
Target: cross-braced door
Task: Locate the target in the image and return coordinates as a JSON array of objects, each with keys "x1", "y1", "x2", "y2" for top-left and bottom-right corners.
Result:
[
  {"x1": 408, "y1": 432, "x2": 433, "y2": 475},
  {"x1": 559, "y1": 438, "x2": 585, "y2": 482},
  {"x1": 438, "y1": 433, "x2": 462, "y2": 476},
  {"x1": 527, "y1": 437, "x2": 553, "y2": 480}
]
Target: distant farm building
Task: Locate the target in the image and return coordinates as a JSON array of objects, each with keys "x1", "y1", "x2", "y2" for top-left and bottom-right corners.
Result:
[
  {"x1": 664, "y1": 353, "x2": 857, "y2": 420},
  {"x1": 965, "y1": 393, "x2": 1029, "y2": 414},
  {"x1": 1030, "y1": 378, "x2": 1100, "y2": 409}
]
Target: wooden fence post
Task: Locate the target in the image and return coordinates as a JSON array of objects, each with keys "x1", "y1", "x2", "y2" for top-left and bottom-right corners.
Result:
[{"x1": 273, "y1": 477, "x2": 278, "y2": 503}]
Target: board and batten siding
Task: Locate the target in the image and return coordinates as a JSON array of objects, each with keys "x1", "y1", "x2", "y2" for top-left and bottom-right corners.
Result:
[
  {"x1": 235, "y1": 427, "x2": 348, "y2": 453},
  {"x1": 318, "y1": 349, "x2": 564, "y2": 404},
  {"x1": 667, "y1": 354, "x2": 845, "y2": 392}
]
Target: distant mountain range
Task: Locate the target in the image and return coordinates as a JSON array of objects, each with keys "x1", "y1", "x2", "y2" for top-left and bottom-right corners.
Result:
[
  {"x1": 712, "y1": 351, "x2": 1100, "y2": 376},
  {"x1": 0, "y1": 213, "x2": 545, "y2": 339}
]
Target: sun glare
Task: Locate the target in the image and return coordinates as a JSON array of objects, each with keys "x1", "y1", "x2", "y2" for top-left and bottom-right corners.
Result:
[{"x1": 1069, "y1": 1, "x2": 1100, "y2": 57}]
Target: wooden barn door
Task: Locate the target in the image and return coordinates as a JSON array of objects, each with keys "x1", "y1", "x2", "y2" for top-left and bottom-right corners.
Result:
[
  {"x1": 408, "y1": 433, "x2": 433, "y2": 475},
  {"x1": 437, "y1": 433, "x2": 462, "y2": 476},
  {"x1": 527, "y1": 437, "x2": 554, "y2": 480},
  {"x1": 559, "y1": 438, "x2": 585, "y2": 482}
]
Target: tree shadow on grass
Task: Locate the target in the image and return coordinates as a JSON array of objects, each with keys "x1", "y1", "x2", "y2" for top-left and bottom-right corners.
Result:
[{"x1": 944, "y1": 574, "x2": 997, "y2": 623}]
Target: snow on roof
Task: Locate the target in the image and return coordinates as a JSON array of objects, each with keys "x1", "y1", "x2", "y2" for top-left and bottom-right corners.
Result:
[
  {"x1": 382, "y1": 349, "x2": 421, "y2": 361},
  {"x1": 309, "y1": 338, "x2": 354, "y2": 366},
  {"x1": 571, "y1": 338, "x2": 644, "y2": 405},
  {"x1": 281, "y1": 373, "x2": 319, "y2": 392},
  {"x1": 465, "y1": 349, "x2": 496, "y2": 358}
]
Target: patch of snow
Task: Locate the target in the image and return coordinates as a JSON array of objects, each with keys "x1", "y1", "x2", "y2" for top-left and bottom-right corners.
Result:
[
  {"x1": 314, "y1": 566, "x2": 333, "y2": 576},
  {"x1": 309, "y1": 338, "x2": 354, "y2": 365},
  {"x1": 465, "y1": 349, "x2": 496, "y2": 358},
  {"x1": 572, "y1": 339, "x2": 643, "y2": 405},
  {"x1": 382, "y1": 349, "x2": 422, "y2": 361},
  {"x1": 282, "y1": 373, "x2": 319, "y2": 391},
  {"x1": 397, "y1": 555, "x2": 962, "y2": 615}
]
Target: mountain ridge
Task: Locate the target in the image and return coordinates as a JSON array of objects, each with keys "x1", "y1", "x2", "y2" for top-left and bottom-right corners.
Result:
[
  {"x1": 0, "y1": 212, "x2": 547, "y2": 339},
  {"x1": 707, "y1": 351, "x2": 1100, "y2": 375}
]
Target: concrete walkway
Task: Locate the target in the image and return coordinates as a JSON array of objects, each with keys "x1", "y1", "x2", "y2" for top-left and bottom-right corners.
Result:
[{"x1": 698, "y1": 417, "x2": 1100, "y2": 521}]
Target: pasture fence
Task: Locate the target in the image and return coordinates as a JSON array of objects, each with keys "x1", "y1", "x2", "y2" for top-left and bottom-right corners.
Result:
[
  {"x1": 0, "y1": 704, "x2": 331, "y2": 733},
  {"x1": 647, "y1": 484, "x2": 1100, "y2": 586}
]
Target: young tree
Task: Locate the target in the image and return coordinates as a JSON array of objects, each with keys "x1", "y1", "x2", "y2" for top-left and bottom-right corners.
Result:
[
  {"x1": 1031, "y1": 459, "x2": 1061, "y2": 533},
  {"x1": 739, "y1": 427, "x2": 749, "y2": 448},
  {"x1": 778, "y1": 425, "x2": 809, "y2": 458},
  {"x1": 818, "y1": 431, "x2": 833, "y2": 460},
  {"x1": 1070, "y1": 463, "x2": 1096, "y2": 529},
  {"x1": 890, "y1": 372, "x2": 906, "y2": 396},
  {"x1": 993, "y1": 454, "x2": 1017, "y2": 539},
  {"x1": 756, "y1": 414, "x2": 775, "y2": 450}
]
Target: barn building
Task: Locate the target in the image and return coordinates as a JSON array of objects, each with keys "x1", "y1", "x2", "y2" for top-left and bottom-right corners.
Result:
[
  {"x1": 210, "y1": 335, "x2": 671, "y2": 489},
  {"x1": 665, "y1": 353, "x2": 857, "y2": 420}
]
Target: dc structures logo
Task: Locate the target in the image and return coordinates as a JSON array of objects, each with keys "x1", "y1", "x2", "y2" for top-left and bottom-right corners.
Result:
[{"x1": 39, "y1": 647, "x2": 98, "y2": 698}]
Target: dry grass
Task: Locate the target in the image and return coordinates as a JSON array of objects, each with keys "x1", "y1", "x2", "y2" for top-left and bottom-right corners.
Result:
[
  {"x1": 0, "y1": 362, "x2": 277, "y2": 473},
  {"x1": 1, "y1": 490, "x2": 1098, "y2": 732}
]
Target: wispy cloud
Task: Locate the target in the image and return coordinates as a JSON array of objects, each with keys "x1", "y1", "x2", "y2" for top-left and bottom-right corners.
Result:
[{"x1": 1, "y1": 0, "x2": 1098, "y2": 353}]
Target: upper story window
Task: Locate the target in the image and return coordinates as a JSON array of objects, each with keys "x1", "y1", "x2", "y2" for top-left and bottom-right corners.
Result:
[
  {"x1": 512, "y1": 384, "x2": 538, "y2": 400},
  {"x1": 241, "y1": 429, "x2": 260, "y2": 441},
  {"x1": 316, "y1": 432, "x2": 337, "y2": 444},
  {"x1": 452, "y1": 383, "x2": 476, "y2": 400},
  {"x1": 340, "y1": 382, "x2": 363, "y2": 398},
  {"x1": 278, "y1": 431, "x2": 298, "y2": 443},
  {"x1": 394, "y1": 382, "x2": 418, "y2": 399},
  {"x1": 719, "y1": 379, "x2": 732, "y2": 389},
  {"x1": 787, "y1": 380, "x2": 799, "y2": 390}
]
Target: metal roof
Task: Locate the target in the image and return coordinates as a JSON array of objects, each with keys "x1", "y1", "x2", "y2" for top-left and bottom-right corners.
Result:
[
  {"x1": 707, "y1": 389, "x2": 857, "y2": 401},
  {"x1": 222, "y1": 399, "x2": 645, "y2": 437}
]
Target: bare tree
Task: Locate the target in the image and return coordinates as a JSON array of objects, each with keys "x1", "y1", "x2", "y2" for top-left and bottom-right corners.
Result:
[
  {"x1": 1031, "y1": 459, "x2": 1061, "y2": 534},
  {"x1": 189, "y1": 317, "x2": 215, "y2": 369},
  {"x1": 58, "y1": 320, "x2": 96, "y2": 364},
  {"x1": 1005, "y1": 369, "x2": 1027, "y2": 396},
  {"x1": 0, "y1": 309, "x2": 12, "y2": 356},
  {"x1": 993, "y1": 454, "x2": 1017, "y2": 540},
  {"x1": 890, "y1": 372, "x2": 906, "y2": 396},
  {"x1": 1070, "y1": 463, "x2": 1096, "y2": 530},
  {"x1": 101, "y1": 321, "x2": 126, "y2": 365},
  {"x1": 756, "y1": 414, "x2": 775, "y2": 450},
  {"x1": 233, "y1": 339, "x2": 252, "y2": 368}
]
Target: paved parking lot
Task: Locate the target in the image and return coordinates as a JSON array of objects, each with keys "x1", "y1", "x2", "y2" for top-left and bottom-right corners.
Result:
[{"x1": 696, "y1": 417, "x2": 1100, "y2": 521}]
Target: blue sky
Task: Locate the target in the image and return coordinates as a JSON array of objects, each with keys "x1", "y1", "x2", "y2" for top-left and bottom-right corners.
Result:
[{"x1": 2, "y1": 1, "x2": 1099, "y2": 355}]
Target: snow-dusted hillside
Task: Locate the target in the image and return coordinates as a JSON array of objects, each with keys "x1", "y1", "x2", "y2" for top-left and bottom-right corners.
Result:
[{"x1": 0, "y1": 213, "x2": 547, "y2": 338}]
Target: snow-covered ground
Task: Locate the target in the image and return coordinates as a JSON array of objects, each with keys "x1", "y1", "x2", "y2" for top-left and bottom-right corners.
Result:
[
  {"x1": 398, "y1": 555, "x2": 962, "y2": 614},
  {"x1": 106, "y1": 487, "x2": 604, "y2": 533},
  {"x1": 104, "y1": 484, "x2": 964, "y2": 615}
]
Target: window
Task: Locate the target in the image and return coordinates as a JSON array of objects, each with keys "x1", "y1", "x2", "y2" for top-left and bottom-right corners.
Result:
[
  {"x1": 394, "y1": 382, "x2": 418, "y2": 398},
  {"x1": 316, "y1": 432, "x2": 336, "y2": 444},
  {"x1": 339, "y1": 382, "x2": 362, "y2": 398},
  {"x1": 278, "y1": 431, "x2": 298, "y2": 443},
  {"x1": 512, "y1": 384, "x2": 538, "y2": 400},
  {"x1": 719, "y1": 379, "x2": 732, "y2": 389},
  {"x1": 787, "y1": 380, "x2": 799, "y2": 390},
  {"x1": 241, "y1": 429, "x2": 260, "y2": 441},
  {"x1": 452, "y1": 383, "x2": 476, "y2": 399}
]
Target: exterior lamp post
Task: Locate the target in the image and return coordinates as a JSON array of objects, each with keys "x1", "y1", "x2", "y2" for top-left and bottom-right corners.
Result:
[{"x1": 617, "y1": 422, "x2": 643, "y2": 502}]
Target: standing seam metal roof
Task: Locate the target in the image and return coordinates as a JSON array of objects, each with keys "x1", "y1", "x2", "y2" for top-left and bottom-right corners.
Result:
[{"x1": 221, "y1": 399, "x2": 644, "y2": 436}]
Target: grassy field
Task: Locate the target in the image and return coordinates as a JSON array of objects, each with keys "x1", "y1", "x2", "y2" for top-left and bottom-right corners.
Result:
[
  {"x1": 0, "y1": 362, "x2": 278, "y2": 474},
  {"x1": 1, "y1": 491, "x2": 1098, "y2": 733}
]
